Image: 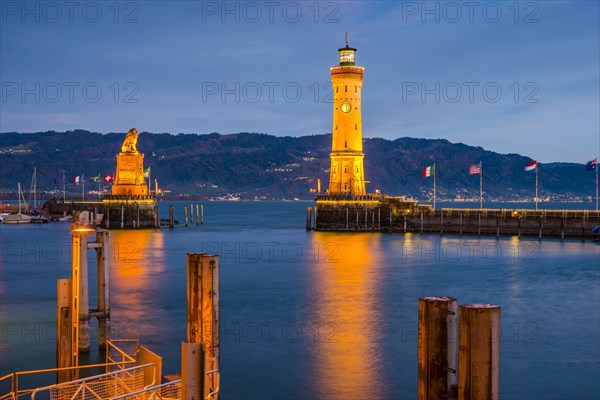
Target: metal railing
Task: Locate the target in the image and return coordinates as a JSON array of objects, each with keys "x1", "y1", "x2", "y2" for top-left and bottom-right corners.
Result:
[
  {"x1": 1, "y1": 340, "x2": 139, "y2": 400},
  {"x1": 30, "y1": 364, "x2": 156, "y2": 400},
  {"x1": 111, "y1": 379, "x2": 181, "y2": 400},
  {"x1": 1, "y1": 361, "x2": 138, "y2": 400},
  {"x1": 106, "y1": 340, "x2": 139, "y2": 372}
]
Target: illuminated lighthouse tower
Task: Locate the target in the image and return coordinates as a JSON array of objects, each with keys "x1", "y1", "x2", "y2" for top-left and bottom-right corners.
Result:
[{"x1": 328, "y1": 34, "x2": 367, "y2": 196}]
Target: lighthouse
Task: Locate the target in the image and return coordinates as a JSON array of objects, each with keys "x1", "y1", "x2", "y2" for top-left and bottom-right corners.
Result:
[{"x1": 328, "y1": 34, "x2": 367, "y2": 196}]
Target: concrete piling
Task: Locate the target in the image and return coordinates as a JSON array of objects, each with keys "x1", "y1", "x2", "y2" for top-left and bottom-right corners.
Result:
[
  {"x1": 181, "y1": 342, "x2": 206, "y2": 400},
  {"x1": 57, "y1": 278, "x2": 74, "y2": 383}
]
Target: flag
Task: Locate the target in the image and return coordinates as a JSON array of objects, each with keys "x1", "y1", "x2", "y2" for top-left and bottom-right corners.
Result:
[
  {"x1": 92, "y1": 176, "x2": 100, "y2": 182},
  {"x1": 586, "y1": 159, "x2": 597, "y2": 171},
  {"x1": 103, "y1": 173, "x2": 114, "y2": 182},
  {"x1": 525, "y1": 160, "x2": 537, "y2": 171},
  {"x1": 71, "y1": 176, "x2": 80, "y2": 183},
  {"x1": 144, "y1": 167, "x2": 151, "y2": 178},
  {"x1": 469, "y1": 164, "x2": 481, "y2": 175},
  {"x1": 422, "y1": 165, "x2": 434, "y2": 177}
]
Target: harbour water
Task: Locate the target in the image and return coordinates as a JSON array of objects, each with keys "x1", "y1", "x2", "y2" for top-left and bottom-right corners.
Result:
[{"x1": 1, "y1": 201, "x2": 599, "y2": 399}]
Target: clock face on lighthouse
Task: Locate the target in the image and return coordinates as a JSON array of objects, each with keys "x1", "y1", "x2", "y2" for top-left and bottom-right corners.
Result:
[{"x1": 341, "y1": 102, "x2": 351, "y2": 113}]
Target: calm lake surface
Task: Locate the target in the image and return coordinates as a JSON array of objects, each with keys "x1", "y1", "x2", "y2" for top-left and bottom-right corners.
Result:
[{"x1": 1, "y1": 201, "x2": 599, "y2": 399}]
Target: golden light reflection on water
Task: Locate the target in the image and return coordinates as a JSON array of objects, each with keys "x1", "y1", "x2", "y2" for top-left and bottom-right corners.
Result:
[
  {"x1": 109, "y1": 230, "x2": 165, "y2": 322},
  {"x1": 308, "y1": 232, "x2": 386, "y2": 399}
]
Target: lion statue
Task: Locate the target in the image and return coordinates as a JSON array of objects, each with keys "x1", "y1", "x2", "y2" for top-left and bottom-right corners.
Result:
[{"x1": 121, "y1": 128, "x2": 139, "y2": 153}]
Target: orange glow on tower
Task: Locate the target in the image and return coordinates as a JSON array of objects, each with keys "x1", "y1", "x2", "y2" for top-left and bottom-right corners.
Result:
[{"x1": 328, "y1": 34, "x2": 367, "y2": 195}]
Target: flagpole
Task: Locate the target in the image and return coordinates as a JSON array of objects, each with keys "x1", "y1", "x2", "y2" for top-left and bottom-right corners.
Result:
[
  {"x1": 535, "y1": 163, "x2": 538, "y2": 211},
  {"x1": 82, "y1": 174, "x2": 85, "y2": 202},
  {"x1": 98, "y1": 173, "x2": 101, "y2": 202},
  {"x1": 479, "y1": 161, "x2": 483, "y2": 210},
  {"x1": 148, "y1": 167, "x2": 151, "y2": 195},
  {"x1": 62, "y1": 170, "x2": 66, "y2": 203},
  {"x1": 596, "y1": 158, "x2": 598, "y2": 212},
  {"x1": 433, "y1": 162, "x2": 436, "y2": 210}
]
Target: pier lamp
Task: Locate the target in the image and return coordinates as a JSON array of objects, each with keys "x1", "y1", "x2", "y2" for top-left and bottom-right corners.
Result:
[{"x1": 69, "y1": 223, "x2": 95, "y2": 377}]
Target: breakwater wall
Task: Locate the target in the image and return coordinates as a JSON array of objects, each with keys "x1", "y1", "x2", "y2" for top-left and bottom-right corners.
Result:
[{"x1": 312, "y1": 196, "x2": 600, "y2": 239}]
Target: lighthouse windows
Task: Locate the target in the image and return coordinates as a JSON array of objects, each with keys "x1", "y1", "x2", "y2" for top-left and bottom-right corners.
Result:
[
  {"x1": 355, "y1": 123, "x2": 358, "y2": 130},
  {"x1": 355, "y1": 87, "x2": 357, "y2": 93},
  {"x1": 345, "y1": 85, "x2": 347, "y2": 92}
]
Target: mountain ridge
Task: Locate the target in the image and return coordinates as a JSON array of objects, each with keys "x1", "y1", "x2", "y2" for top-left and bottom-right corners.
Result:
[{"x1": 0, "y1": 130, "x2": 595, "y2": 201}]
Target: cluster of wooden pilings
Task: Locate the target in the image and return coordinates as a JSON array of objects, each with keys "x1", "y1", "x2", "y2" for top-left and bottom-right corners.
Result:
[
  {"x1": 57, "y1": 225, "x2": 110, "y2": 383},
  {"x1": 418, "y1": 297, "x2": 500, "y2": 400},
  {"x1": 168, "y1": 204, "x2": 204, "y2": 228},
  {"x1": 312, "y1": 204, "x2": 600, "y2": 239}
]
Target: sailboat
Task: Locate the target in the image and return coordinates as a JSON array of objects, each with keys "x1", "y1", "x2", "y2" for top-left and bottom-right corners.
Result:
[
  {"x1": 2, "y1": 183, "x2": 32, "y2": 224},
  {"x1": 28, "y1": 167, "x2": 49, "y2": 223}
]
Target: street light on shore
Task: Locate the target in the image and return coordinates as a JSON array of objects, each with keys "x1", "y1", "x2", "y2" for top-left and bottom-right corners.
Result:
[{"x1": 69, "y1": 222, "x2": 95, "y2": 378}]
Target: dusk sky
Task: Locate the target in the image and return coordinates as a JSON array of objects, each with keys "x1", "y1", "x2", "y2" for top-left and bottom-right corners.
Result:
[{"x1": 1, "y1": 1, "x2": 598, "y2": 163}]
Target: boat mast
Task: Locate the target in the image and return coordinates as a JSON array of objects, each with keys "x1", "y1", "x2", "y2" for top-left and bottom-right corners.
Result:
[
  {"x1": 33, "y1": 167, "x2": 37, "y2": 209},
  {"x1": 17, "y1": 182, "x2": 22, "y2": 213}
]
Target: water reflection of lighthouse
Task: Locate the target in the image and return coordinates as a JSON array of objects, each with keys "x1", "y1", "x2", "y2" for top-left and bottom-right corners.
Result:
[{"x1": 307, "y1": 231, "x2": 386, "y2": 399}]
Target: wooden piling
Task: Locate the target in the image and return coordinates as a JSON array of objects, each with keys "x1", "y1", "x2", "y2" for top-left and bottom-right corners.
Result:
[
  {"x1": 518, "y1": 216, "x2": 521, "y2": 239},
  {"x1": 136, "y1": 205, "x2": 140, "y2": 229},
  {"x1": 356, "y1": 209, "x2": 359, "y2": 230},
  {"x1": 459, "y1": 214, "x2": 463, "y2": 236},
  {"x1": 200, "y1": 205, "x2": 204, "y2": 224},
  {"x1": 187, "y1": 253, "x2": 220, "y2": 400},
  {"x1": 196, "y1": 204, "x2": 199, "y2": 225},
  {"x1": 57, "y1": 278, "x2": 74, "y2": 383},
  {"x1": 169, "y1": 206, "x2": 174, "y2": 229},
  {"x1": 404, "y1": 212, "x2": 407, "y2": 233},
  {"x1": 96, "y1": 230, "x2": 110, "y2": 348},
  {"x1": 185, "y1": 206, "x2": 189, "y2": 227},
  {"x1": 458, "y1": 304, "x2": 500, "y2": 400},
  {"x1": 364, "y1": 207, "x2": 368, "y2": 230},
  {"x1": 538, "y1": 215, "x2": 543, "y2": 239},
  {"x1": 418, "y1": 296, "x2": 458, "y2": 400},
  {"x1": 496, "y1": 215, "x2": 500, "y2": 238},
  {"x1": 440, "y1": 212, "x2": 444, "y2": 235},
  {"x1": 181, "y1": 342, "x2": 206, "y2": 400},
  {"x1": 314, "y1": 207, "x2": 318, "y2": 230},
  {"x1": 478, "y1": 213, "x2": 481, "y2": 237},
  {"x1": 561, "y1": 216, "x2": 565, "y2": 240},
  {"x1": 346, "y1": 208, "x2": 349, "y2": 230},
  {"x1": 372, "y1": 210, "x2": 375, "y2": 230},
  {"x1": 421, "y1": 212, "x2": 424, "y2": 234},
  {"x1": 306, "y1": 207, "x2": 312, "y2": 231},
  {"x1": 378, "y1": 208, "x2": 381, "y2": 231},
  {"x1": 190, "y1": 203, "x2": 194, "y2": 222}
]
